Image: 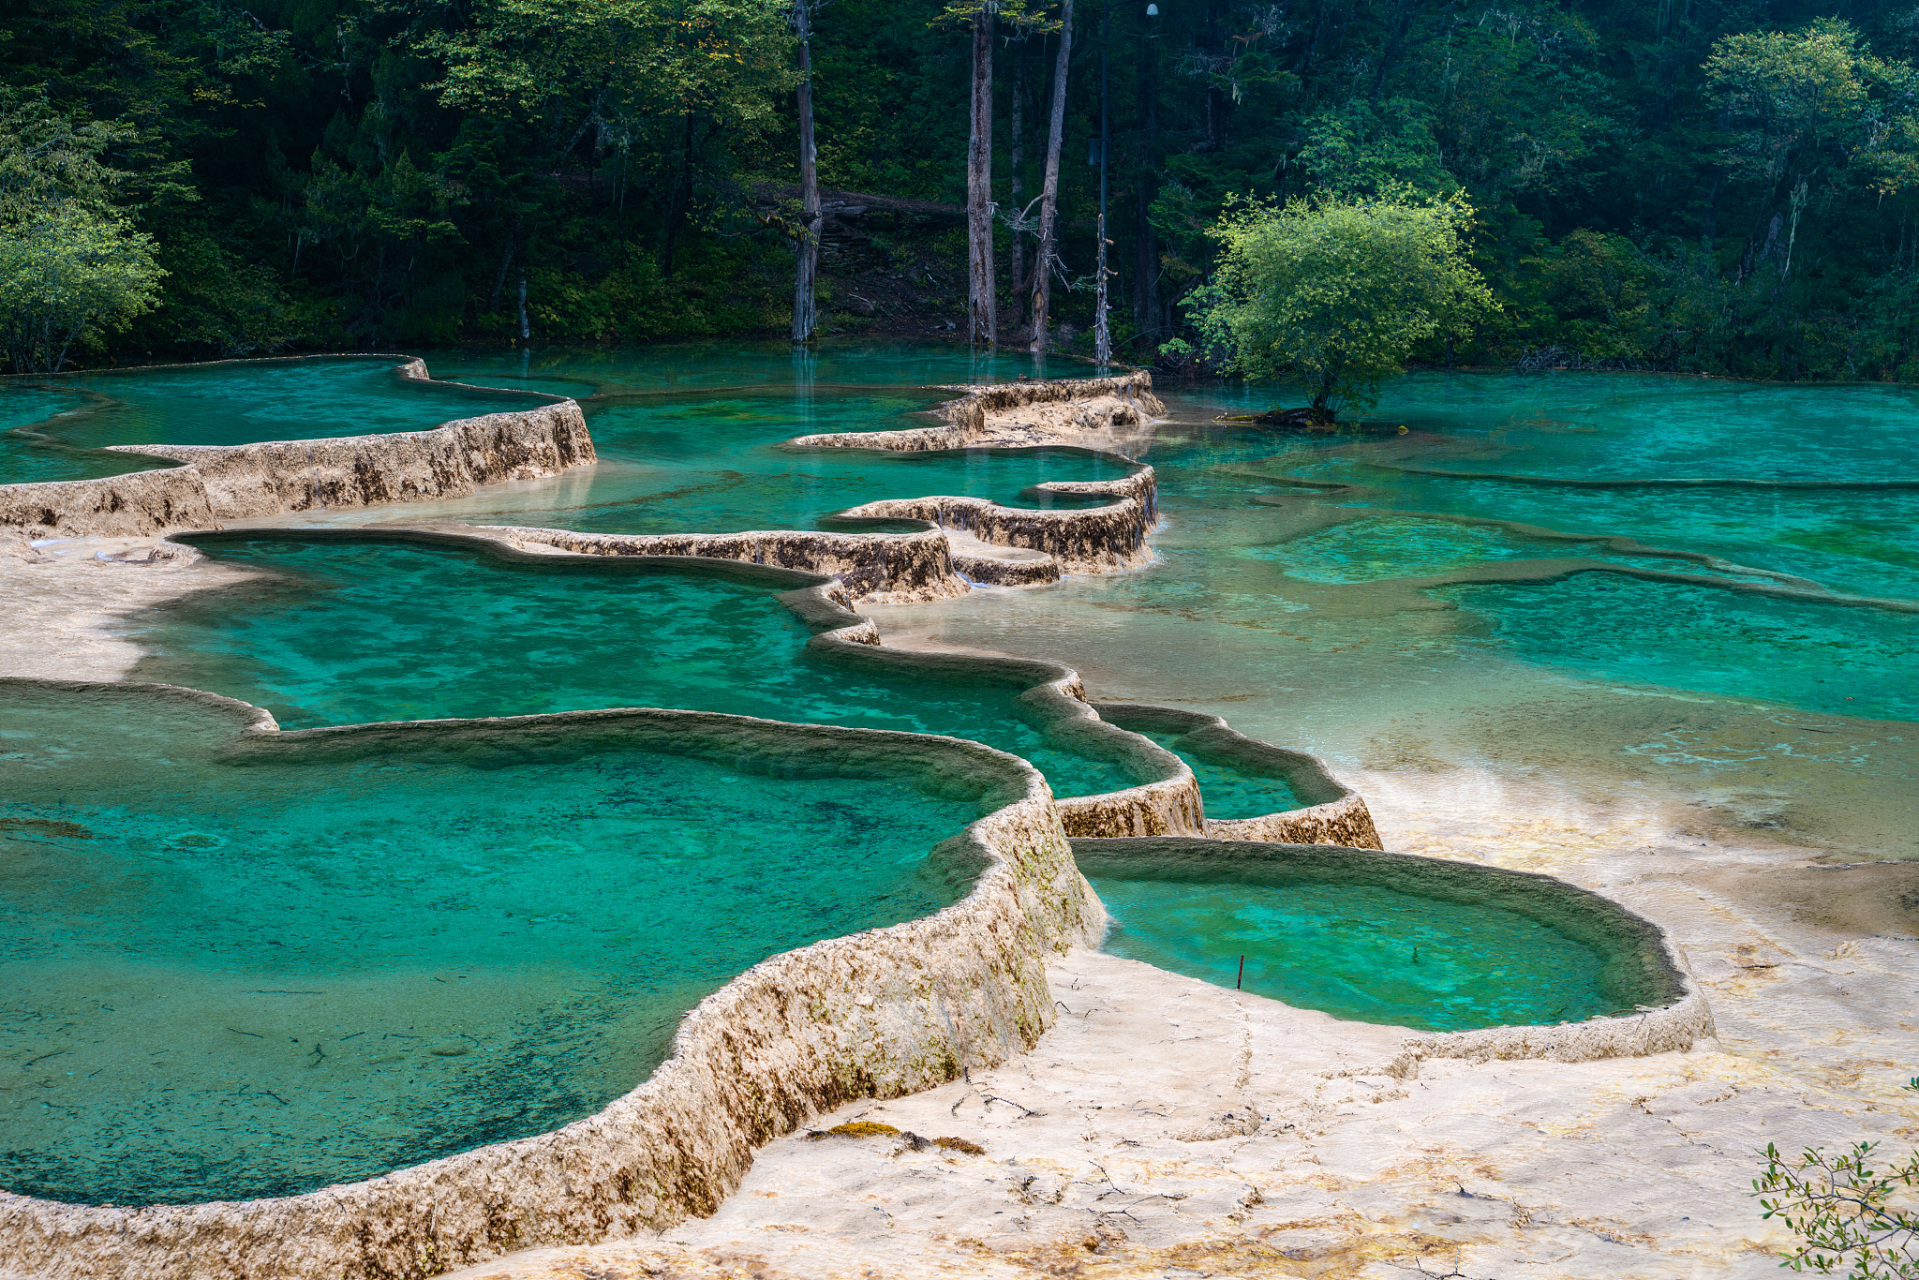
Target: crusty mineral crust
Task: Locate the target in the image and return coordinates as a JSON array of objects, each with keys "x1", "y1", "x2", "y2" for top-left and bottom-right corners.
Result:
[
  {"x1": 786, "y1": 371, "x2": 1164, "y2": 452},
  {"x1": 838, "y1": 466, "x2": 1158, "y2": 575},
  {"x1": 1059, "y1": 703, "x2": 1385, "y2": 848},
  {"x1": 0, "y1": 361, "x2": 1719, "y2": 1279},
  {"x1": 0, "y1": 401, "x2": 595, "y2": 539},
  {"x1": 0, "y1": 357, "x2": 1156, "y2": 594},
  {"x1": 0, "y1": 680, "x2": 1104, "y2": 1280},
  {"x1": 476, "y1": 523, "x2": 970, "y2": 606}
]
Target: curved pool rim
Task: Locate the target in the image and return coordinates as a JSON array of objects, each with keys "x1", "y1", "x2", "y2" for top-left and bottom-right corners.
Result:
[
  {"x1": 1072, "y1": 836, "x2": 1712, "y2": 1063},
  {"x1": 0, "y1": 674, "x2": 1103, "y2": 1279}
]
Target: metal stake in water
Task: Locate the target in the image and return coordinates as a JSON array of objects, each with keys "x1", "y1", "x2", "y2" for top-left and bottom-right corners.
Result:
[{"x1": 1236, "y1": 955, "x2": 1244, "y2": 990}]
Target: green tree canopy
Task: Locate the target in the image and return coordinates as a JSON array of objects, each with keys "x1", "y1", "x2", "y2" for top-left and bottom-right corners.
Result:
[
  {"x1": 0, "y1": 89, "x2": 162, "y2": 372},
  {"x1": 1183, "y1": 192, "x2": 1495, "y2": 418}
]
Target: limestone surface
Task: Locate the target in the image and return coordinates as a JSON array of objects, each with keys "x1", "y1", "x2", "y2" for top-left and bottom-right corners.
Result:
[{"x1": 427, "y1": 773, "x2": 1911, "y2": 1280}]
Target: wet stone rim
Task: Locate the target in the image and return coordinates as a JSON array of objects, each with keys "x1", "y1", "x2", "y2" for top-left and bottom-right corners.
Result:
[
  {"x1": 1071, "y1": 836, "x2": 1713, "y2": 1066},
  {"x1": 0, "y1": 357, "x2": 1714, "y2": 1278},
  {"x1": 0, "y1": 677, "x2": 1104, "y2": 1280}
]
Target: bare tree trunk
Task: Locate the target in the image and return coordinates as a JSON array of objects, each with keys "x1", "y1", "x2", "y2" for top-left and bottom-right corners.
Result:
[
  {"x1": 1008, "y1": 42, "x2": 1026, "y2": 338},
  {"x1": 1201, "y1": 0, "x2": 1229, "y2": 151},
  {"x1": 516, "y1": 269, "x2": 530, "y2": 344},
  {"x1": 1134, "y1": 21, "x2": 1161, "y2": 345},
  {"x1": 489, "y1": 241, "x2": 514, "y2": 313},
  {"x1": 966, "y1": 3, "x2": 997, "y2": 346},
  {"x1": 1030, "y1": 0, "x2": 1073, "y2": 355},
  {"x1": 792, "y1": 0, "x2": 821, "y2": 344},
  {"x1": 1093, "y1": 9, "x2": 1110, "y2": 364}
]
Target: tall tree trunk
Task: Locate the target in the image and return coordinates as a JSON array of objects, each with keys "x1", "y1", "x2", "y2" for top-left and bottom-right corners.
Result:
[
  {"x1": 792, "y1": 0, "x2": 821, "y2": 344},
  {"x1": 489, "y1": 241, "x2": 514, "y2": 313},
  {"x1": 966, "y1": 3, "x2": 997, "y2": 346},
  {"x1": 1093, "y1": 8, "x2": 1110, "y2": 364},
  {"x1": 1030, "y1": 0, "x2": 1073, "y2": 355},
  {"x1": 1133, "y1": 21, "x2": 1161, "y2": 345},
  {"x1": 1008, "y1": 41, "x2": 1026, "y2": 338},
  {"x1": 516, "y1": 268, "x2": 529, "y2": 344}
]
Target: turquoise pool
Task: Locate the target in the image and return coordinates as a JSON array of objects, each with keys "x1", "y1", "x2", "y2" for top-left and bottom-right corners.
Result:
[
  {"x1": 885, "y1": 371, "x2": 1919, "y2": 858},
  {"x1": 1078, "y1": 839, "x2": 1678, "y2": 1032},
  {"x1": 0, "y1": 682, "x2": 993, "y2": 1205},
  {"x1": 131, "y1": 534, "x2": 1152, "y2": 800}
]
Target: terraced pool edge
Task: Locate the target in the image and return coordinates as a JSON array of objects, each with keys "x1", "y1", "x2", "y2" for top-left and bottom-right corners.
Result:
[
  {"x1": 1072, "y1": 837, "x2": 1714, "y2": 1064},
  {"x1": 1090, "y1": 703, "x2": 1383, "y2": 847},
  {"x1": 0, "y1": 360, "x2": 1719, "y2": 1279},
  {"x1": 0, "y1": 678, "x2": 1103, "y2": 1280}
]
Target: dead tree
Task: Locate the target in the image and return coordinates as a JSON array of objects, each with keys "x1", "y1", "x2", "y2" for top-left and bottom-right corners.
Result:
[
  {"x1": 792, "y1": 0, "x2": 823, "y2": 343},
  {"x1": 965, "y1": 1, "x2": 998, "y2": 345},
  {"x1": 1030, "y1": 0, "x2": 1073, "y2": 354}
]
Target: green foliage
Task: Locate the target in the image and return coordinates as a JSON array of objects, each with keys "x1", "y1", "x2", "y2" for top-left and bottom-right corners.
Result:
[
  {"x1": 1707, "y1": 20, "x2": 1919, "y2": 199},
  {"x1": 1187, "y1": 192, "x2": 1495, "y2": 414},
  {"x1": 0, "y1": 89, "x2": 163, "y2": 371},
  {"x1": 1297, "y1": 99, "x2": 1451, "y2": 199},
  {"x1": 1756, "y1": 1141, "x2": 1919, "y2": 1277},
  {"x1": 4, "y1": 0, "x2": 1919, "y2": 371},
  {"x1": 0, "y1": 204, "x2": 164, "y2": 372}
]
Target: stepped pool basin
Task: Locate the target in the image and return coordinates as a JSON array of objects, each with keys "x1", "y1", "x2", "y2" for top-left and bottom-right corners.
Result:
[
  {"x1": 0, "y1": 681, "x2": 1004, "y2": 1206},
  {"x1": 1120, "y1": 728, "x2": 1303, "y2": 821},
  {"x1": 0, "y1": 357, "x2": 533, "y2": 486},
  {"x1": 881, "y1": 371, "x2": 1919, "y2": 858},
  {"x1": 0, "y1": 348, "x2": 1746, "y2": 1274},
  {"x1": 322, "y1": 391, "x2": 1140, "y2": 535},
  {"x1": 131, "y1": 532, "x2": 1159, "y2": 800},
  {"x1": 1077, "y1": 838, "x2": 1681, "y2": 1033}
]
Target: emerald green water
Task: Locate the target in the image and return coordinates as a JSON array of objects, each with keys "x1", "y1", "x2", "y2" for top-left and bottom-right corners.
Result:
[
  {"x1": 421, "y1": 339, "x2": 1089, "y2": 397},
  {"x1": 130, "y1": 535, "x2": 1148, "y2": 800},
  {"x1": 35, "y1": 348, "x2": 1870, "y2": 1212},
  {"x1": 885, "y1": 371, "x2": 1919, "y2": 858},
  {"x1": 1126, "y1": 729, "x2": 1304, "y2": 821},
  {"x1": 1090, "y1": 874, "x2": 1623, "y2": 1031},
  {"x1": 1, "y1": 346, "x2": 1136, "y2": 525},
  {"x1": 0, "y1": 358, "x2": 533, "y2": 485},
  {"x1": 357, "y1": 390, "x2": 1136, "y2": 534},
  {"x1": 0, "y1": 682, "x2": 988, "y2": 1205},
  {"x1": 0, "y1": 383, "x2": 167, "y2": 483}
]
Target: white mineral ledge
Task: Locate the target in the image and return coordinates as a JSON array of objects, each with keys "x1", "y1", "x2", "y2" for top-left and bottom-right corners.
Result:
[{"x1": 445, "y1": 768, "x2": 1918, "y2": 1280}]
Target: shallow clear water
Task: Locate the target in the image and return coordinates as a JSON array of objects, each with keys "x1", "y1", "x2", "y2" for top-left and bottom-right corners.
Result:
[
  {"x1": 420, "y1": 340, "x2": 1095, "y2": 397},
  {"x1": 130, "y1": 536, "x2": 1147, "y2": 800},
  {"x1": 1438, "y1": 574, "x2": 1919, "y2": 722},
  {"x1": 0, "y1": 384, "x2": 167, "y2": 483},
  {"x1": 1246, "y1": 516, "x2": 1625, "y2": 583},
  {"x1": 1197, "y1": 376, "x2": 1919, "y2": 601},
  {"x1": 362, "y1": 391, "x2": 1138, "y2": 534},
  {"x1": 0, "y1": 360, "x2": 528, "y2": 483},
  {"x1": 0, "y1": 682, "x2": 986, "y2": 1205},
  {"x1": 1091, "y1": 874, "x2": 1620, "y2": 1031},
  {"x1": 1127, "y1": 730, "x2": 1304, "y2": 821},
  {"x1": 884, "y1": 373, "x2": 1919, "y2": 858}
]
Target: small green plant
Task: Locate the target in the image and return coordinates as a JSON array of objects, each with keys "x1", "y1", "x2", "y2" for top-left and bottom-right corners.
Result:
[{"x1": 1755, "y1": 1141, "x2": 1919, "y2": 1276}]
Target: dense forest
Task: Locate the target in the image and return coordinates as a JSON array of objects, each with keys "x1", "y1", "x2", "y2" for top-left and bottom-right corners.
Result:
[{"x1": 5, "y1": 0, "x2": 1919, "y2": 378}]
